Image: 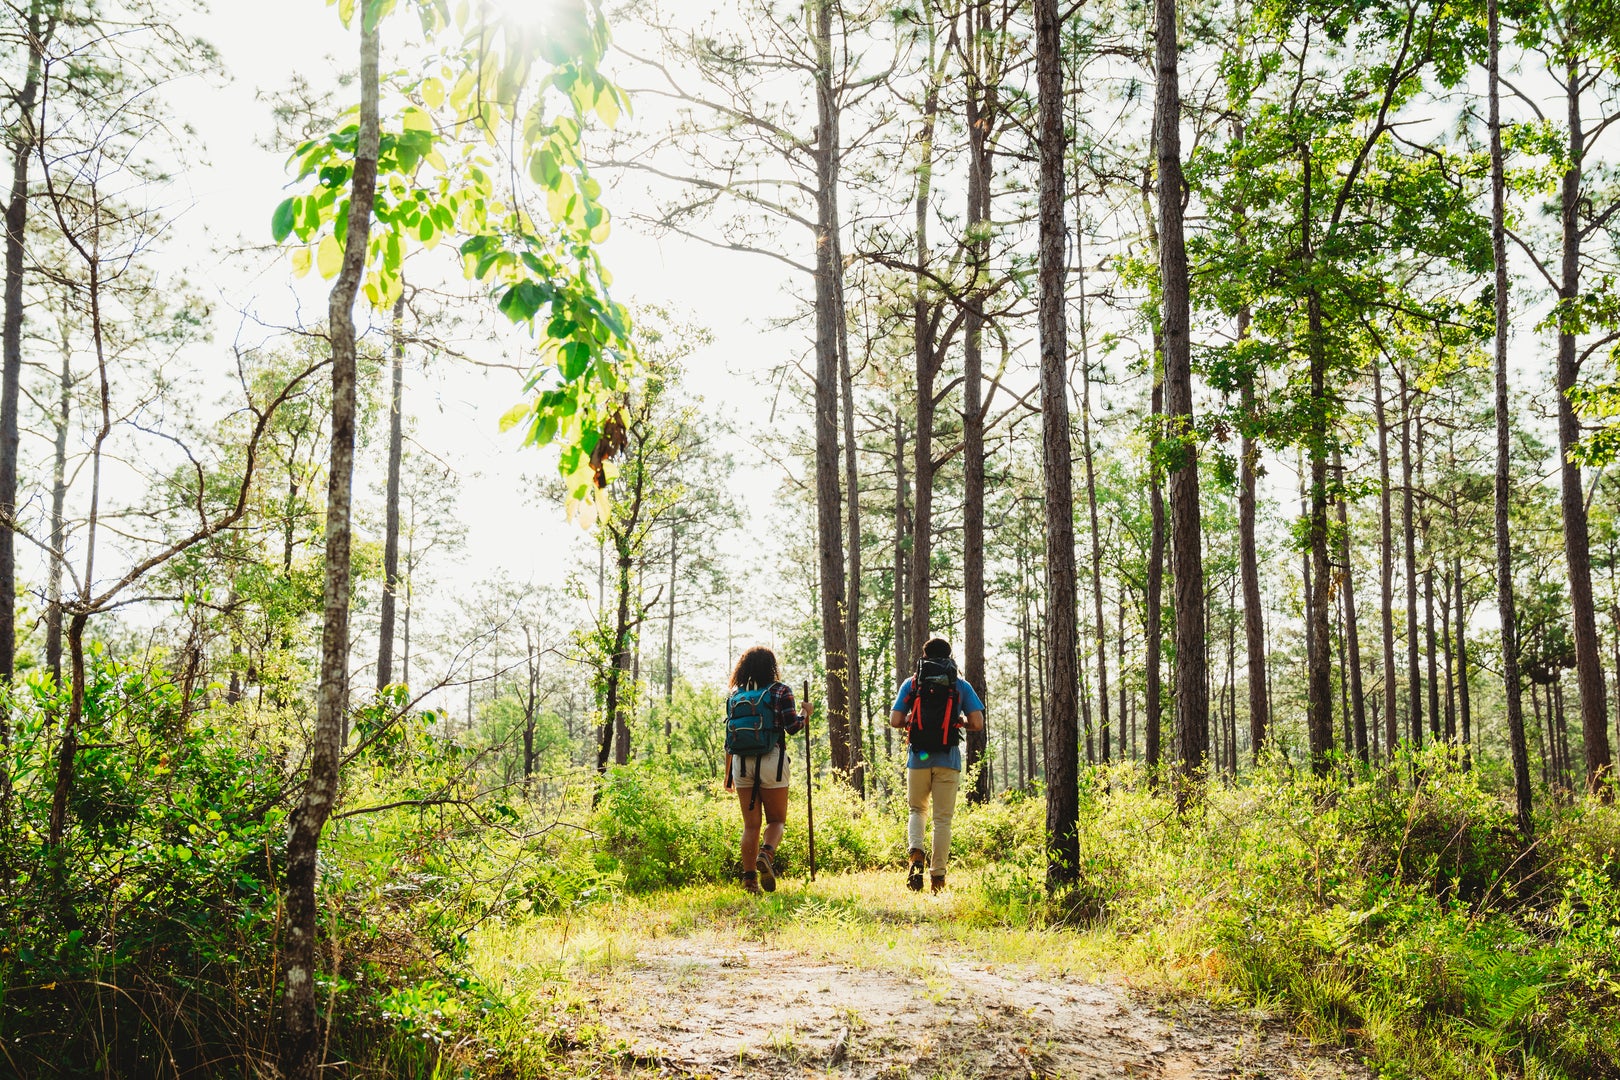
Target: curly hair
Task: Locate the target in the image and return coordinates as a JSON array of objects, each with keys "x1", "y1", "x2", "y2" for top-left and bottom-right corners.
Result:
[{"x1": 729, "y1": 646, "x2": 781, "y2": 690}]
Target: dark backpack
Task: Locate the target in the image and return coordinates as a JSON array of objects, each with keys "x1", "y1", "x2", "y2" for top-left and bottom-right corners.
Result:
[
  {"x1": 907, "y1": 656, "x2": 961, "y2": 756},
  {"x1": 725, "y1": 683, "x2": 784, "y2": 806}
]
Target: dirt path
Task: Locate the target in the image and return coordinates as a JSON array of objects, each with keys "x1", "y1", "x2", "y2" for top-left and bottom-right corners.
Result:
[{"x1": 571, "y1": 937, "x2": 1371, "y2": 1080}]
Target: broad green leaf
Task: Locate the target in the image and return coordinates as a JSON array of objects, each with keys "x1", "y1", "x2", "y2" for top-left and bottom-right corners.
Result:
[
  {"x1": 317, "y1": 234, "x2": 343, "y2": 278},
  {"x1": 403, "y1": 107, "x2": 432, "y2": 133},
  {"x1": 291, "y1": 247, "x2": 313, "y2": 278},
  {"x1": 421, "y1": 77, "x2": 445, "y2": 109},
  {"x1": 271, "y1": 198, "x2": 297, "y2": 243},
  {"x1": 498, "y1": 402, "x2": 532, "y2": 431}
]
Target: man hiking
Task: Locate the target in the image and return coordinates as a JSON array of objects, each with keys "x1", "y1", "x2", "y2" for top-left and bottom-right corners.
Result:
[{"x1": 890, "y1": 637, "x2": 985, "y2": 893}]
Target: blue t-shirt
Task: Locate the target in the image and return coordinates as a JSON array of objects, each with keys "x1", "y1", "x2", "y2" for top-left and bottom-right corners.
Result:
[{"x1": 893, "y1": 676, "x2": 985, "y2": 770}]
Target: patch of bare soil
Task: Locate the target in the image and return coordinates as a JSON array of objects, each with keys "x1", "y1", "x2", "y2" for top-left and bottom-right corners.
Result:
[{"x1": 571, "y1": 938, "x2": 1372, "y2": 1079}]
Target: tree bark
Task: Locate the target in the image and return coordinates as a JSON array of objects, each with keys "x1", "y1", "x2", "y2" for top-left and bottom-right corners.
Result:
[
  {"x1": 45, "y1": 323, "x2": 70, "y2": 683},
  {"x1": 1080, "y1": 243, "x2": 1110, "y2": 765},
  {"x1": 1455, "y1": 558, "x2": 1471, "y2": 767},
  {"x1": 1302, "y1": 146, "x2": 1334, "y2": 776},
  {"x1": 1036, "y1": 0, "x2": 1080, "y2": 885},
  {"x1": 962, "y1": 21, "x2": 993, "y2": 802},
  {"x1": 835, "y1": 228, "x2": 865, "y2": 793},
  {"x1": 1, "y1": 0, "x2": 49, "y2": 739},
  {"x1": 1489, "y1": 0, "x2": 1530, "y2": 830},
  {"x1": 1146, "y1": 379, "x2": 1165, "y2": 776},
  {"x1": 1557, "y1": 53, "x2": 1614, "y2": 796},
  {"x1": 908, "y1": 42, "x2": 942, "y2": 665},
  {"x1": 376, "y1": 292, "x2": 406, "y2": 690},
  {"x1": 810, "y1": 0, "x2": 853, "y2": 784},
  {"x1": 1373, "y1": 364, "x2": 1398, "y2": 761},
  {"x1": 1400, "y1": 377, "x2": 1422, "y2": 751},
  {"x1": 1238, "y1": 307, "x2": 1266, "y2": 763},
  {"x1": 282, "y1": 15, "x2": 379, "y2": 1078},
  {"x1": 1336, "y1": 451, "x2": 1368, "y2": 762},
  {"x1": 1156, "y1": 0, "x2": 1208, "y2": 802}
]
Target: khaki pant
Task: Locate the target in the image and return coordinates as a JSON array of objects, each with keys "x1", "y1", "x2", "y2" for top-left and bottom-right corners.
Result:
[{"x1": 907, "y1": 766, "x2": 960, "y2": 875}]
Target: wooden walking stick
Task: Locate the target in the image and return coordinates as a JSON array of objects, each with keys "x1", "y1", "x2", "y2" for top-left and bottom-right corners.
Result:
[{"x1": 803, "y1": 679, "x2": 817, "y2": 882}]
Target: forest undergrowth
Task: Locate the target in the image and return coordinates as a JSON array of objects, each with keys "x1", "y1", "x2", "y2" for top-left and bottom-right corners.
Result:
[{"x1": 2, "y1": 667, "x2": 1618, "y2": 1078}]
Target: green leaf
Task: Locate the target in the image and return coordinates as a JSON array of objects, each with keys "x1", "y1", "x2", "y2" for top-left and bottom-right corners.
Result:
[{"x1": 271, "y1": 198, "x2": 297, "y2": 244}]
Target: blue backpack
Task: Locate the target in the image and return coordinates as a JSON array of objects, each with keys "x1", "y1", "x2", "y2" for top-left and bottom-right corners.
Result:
[{"x1": 726, "y1": 683, "x2": 784, "y2": 805}]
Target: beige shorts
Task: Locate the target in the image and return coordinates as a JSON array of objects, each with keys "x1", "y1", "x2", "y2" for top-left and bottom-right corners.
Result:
[{"x1": 731, "y1": 746, "x2": 791, "y2": 789}]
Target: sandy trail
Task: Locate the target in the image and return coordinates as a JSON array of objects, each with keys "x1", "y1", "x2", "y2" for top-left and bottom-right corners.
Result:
[{"x1": 571, "y1": 937, "x2": 1370, "y2": 1079}]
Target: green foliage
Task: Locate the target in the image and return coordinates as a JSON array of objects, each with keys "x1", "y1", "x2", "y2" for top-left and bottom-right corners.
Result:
[{"x1": 273, "y1": 0, "x2": 635, "y2": 516}]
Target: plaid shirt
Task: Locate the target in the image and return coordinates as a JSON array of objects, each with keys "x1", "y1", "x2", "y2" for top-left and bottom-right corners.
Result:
[{"x1": 759, "y1": 681, "x2": 805, "y2": 736}]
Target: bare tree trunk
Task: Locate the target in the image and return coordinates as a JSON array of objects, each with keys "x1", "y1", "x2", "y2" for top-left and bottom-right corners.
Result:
[
  {"x1": 1036, "y1": 0, "x2": 1079, "y2": 885},
  {"x1": 1483, "y1": 0, "x2": 1522, "y2": 822},
  {"x1": 45, "y1": 326, "x2": 69, "y2": 683},
  {"x1": 909, "y1": 41, "x2": 942, "y2": 666},
  {"x1": 893, "y1": 404, "x2": 909, "y2": 688},
  {"x1": 1456, "y1": 559, "x2": 1472, "y2": 768},
  {"x1": 1400, "y1": 377, "x2": 1423, "y2": 751},
  {"x1": 1336, "y1": 451, "x2": 1368, "y2": 762},
  {"x1": 1441, "y1": 568, "x2": 1456, "y2": 743},
  {"x1": 1238, "y1": 308, "x2": 1267, "y2": 763},
  {"x1": 1302, "y1": 146, "x2": 1334, "y2": 776},
  {"x1": 810, "y1": 0, "x2": 853, "y2": 783},
  {"x1": 1557, "y1": 55, "x2": 1614, "y2": 797},
  {"x1": 1373, "y1": 364, "x2": 1398, "y2": 761},
  {"x1": 1156, "y1": 0, "x2": 1208, "y2": 803},
  {"x1": 1080, "y1": 247, "x2": 1110, "y2": 764},
  {"x1": 962, "y1": 28, "x2": 992, "y2": 802},
  {"x1": 0, "y1": 0, "x2": 49, "y2": 702},
  {"x1": 1421, "y1": 418, "x2": 1440, "y2": 743},
  {"x1": 377, "y1": 292, "x2": 406, "y2": 690},
  {"x1": 836, "y1": 233, "x2": 865, "y2": 793},
  {"x1": 1146, "y1": 379, "x2": 1165, "y2": 776},
  {"x1": 282, "y1": 17, "x2": 379, "y2": 1078},
  {"x1": 666, "y1": 534, "x2": 677, "y2": 706}
]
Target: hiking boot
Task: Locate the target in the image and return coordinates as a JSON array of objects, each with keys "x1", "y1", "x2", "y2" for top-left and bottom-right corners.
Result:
[
  {"x1": 742, "y1": 871, "x2": 762, "y2": 896},
  {"x1": 756, "y1": 847, "x2": 777, "y2": 893},
  {"x1": 931, "y1": 873, "x2": 946, "y2": 894},
  {"x1": 906, "y1": 849, "x2": 926, "y2": 892}
]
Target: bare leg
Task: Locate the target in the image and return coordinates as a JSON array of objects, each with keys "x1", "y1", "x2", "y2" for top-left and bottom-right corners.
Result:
[
  {"x1": 760, "y1": 785, "x2": 789, "y2": 854},
  {"x1": 736, "y1": 787, "x2": 763, "y2": 871}
]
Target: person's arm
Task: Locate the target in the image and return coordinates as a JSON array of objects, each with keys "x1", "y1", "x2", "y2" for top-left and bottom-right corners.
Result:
[
  {"x1": 889, "y1": 709, "x2": 908, "y2": 729},
  {"x1": 964, "y1": 709, "x2": 985, "y2": 732}
]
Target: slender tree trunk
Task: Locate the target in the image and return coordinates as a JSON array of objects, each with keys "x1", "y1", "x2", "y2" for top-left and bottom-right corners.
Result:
[
  {"x1": 810, "y1": 0, "x2": 853, "y2": 782},
  {"x1": 1156, "y1": 0, "x2": 1208, "y2": 802},
  {"x1": 836, "y1": 231, "x2": 865, "y2": 794},
  {"x1": 893, "y1": 404, "x2": 909, "y2": 686},
  {"x1": 282, "y1": 17, "x2": 379, "y2": 1078},
  {"x1": 1557, "y1": 56, "x2": 1614, "y2": 797},
  {"x1": 909, "y1": 43, "x2": 942, "y2": 665},
  {"x1": 665, "y1": 534, "x2": 677, "y2": 706},
  {"x1": 1336, "y1": 451, "x2": 1368, "y2": 762},
  {"x1": 1373, "y1": 364, "x2": 1398, "y2": 761},
  {"x1": 1238, "y1": 308, "x2": 1267, "y2": 762},
  {"x1": 45, "y1": 328, "x2": 69, "y2": 683},
  {"x1": 1302, "y1": 146, "x2": 1333, "y2": 775},
  {"x1": 1441, "y1": 569, "x2": 1456, "y2": 743},
  {"x1": 1421, "y1": 417, "x2": 1440, "y2": 742},
  {"x1": 376, "y1": 293, "x2": 405, "y2": 689},
  {"x1": 962, "y1": 37, "x2": 992, "y2": 802},
  {"x1": 1456, "y1": 560, "x2": 1472, "y2": 768},
  {"x1": 1036, "y1": 0, "x2": 1079, "y2": 885},
  {"x1": 0, "y1": 0, "x2": 48, "y2": 702},
  {"x1": 1080, "y1": 249, "x2": 1110, "y2": 764},
  {"x1": 1146, "y1": 380, "x2": 1165, "y2": 776},
  {"x1": 1401, "y1": 378, "x2": 1423, "y2": 750}
]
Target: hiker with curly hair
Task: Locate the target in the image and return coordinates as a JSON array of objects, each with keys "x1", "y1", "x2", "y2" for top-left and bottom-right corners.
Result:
[
  {"x1": 890, "y1": 637, "x2": 985, "y2": 893},
  {"x1": 723, "y1": 646, "x2": 809, "y2": 895}
]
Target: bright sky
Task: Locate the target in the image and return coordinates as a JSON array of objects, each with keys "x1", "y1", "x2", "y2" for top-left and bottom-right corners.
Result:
[{"x1": 155, "y1": 0, "x2": 802, "y2": 687}]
